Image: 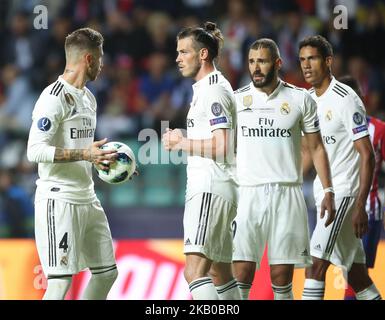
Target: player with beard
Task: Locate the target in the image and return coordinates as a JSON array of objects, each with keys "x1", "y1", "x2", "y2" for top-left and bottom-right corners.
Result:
[
  {"x1": 27, "y1": 28, "x2": 119, "y2": 300},
  {"x1": 231, "y1": 38, "x2": 335, "y2": 300}
]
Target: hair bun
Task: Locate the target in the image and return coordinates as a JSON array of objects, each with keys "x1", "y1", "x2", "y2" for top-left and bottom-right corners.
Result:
[{"x1": 204, "y1": 21, "x2": 216, "y2": 32}]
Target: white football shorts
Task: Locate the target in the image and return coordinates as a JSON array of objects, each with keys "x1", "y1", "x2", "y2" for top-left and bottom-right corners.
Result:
[
  {"x1": 311, "y1": 195, "x2": 366, "y2": 270},
  {"x1": 34, "y1": 199, "x2": 116, "y2": 277},
  {"x1": 183, "y1": 192, "x2": 237, "y2": 263},
  {"x1": 233, "y1": 184, "x2": 312, "y2": 269}
]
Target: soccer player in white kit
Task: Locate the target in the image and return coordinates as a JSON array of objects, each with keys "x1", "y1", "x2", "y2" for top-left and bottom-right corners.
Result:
[
  {"x1": 27, "y1": 28, "x2": 118, "y2": 300},
  {"x1": 232, "y1": 38, "x2": 336, "y2": 300},
  {"x1": 162, "y1": 22, "x2": 240, "y2": 300},
  {"x1": 299, "y1": 35, "x2": 381, "y2": 300}
]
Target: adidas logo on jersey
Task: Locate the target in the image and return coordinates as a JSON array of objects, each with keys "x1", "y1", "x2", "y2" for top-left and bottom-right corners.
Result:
[
  {"x1": 184, "y1": 238, "x2": 191, "y2": 245},
  {"x1": 301, "y1": 249, "x2": 309, "y2": 256},
  {"x1": 314, "y1": 244, "x2": 322, "y2": 251}
]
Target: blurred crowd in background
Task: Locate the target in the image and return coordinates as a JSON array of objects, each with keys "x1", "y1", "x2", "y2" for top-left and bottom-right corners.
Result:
[{"x1": 0, "y1": 0, "x2": 384, "y2": 237}]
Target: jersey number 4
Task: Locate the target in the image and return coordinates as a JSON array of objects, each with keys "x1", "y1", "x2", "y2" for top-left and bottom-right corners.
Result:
[{"x1": 59, "y1": 232, "x2": 69, "y2": 252}]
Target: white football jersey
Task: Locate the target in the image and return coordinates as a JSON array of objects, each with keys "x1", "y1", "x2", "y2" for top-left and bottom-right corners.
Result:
[
  {"x1": 310, "y1": 77, "x2": 369, "y2": 199},
  {"x1": 27, "y1": 76, "x2": 98, "y2": 204},
  {"x1": 235, "y1": 80, "x2": 320, "y2": 186},
  {"x1": 185, "y1": 69, "x2": 237, "y2": 204}
]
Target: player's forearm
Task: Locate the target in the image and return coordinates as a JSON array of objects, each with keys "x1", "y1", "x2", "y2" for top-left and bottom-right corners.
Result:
[
  {"x1": 301, "y1": 137, "x2": 313, "y2": 176},
  {"x1": 54, "y1": 147, "x2": 91, "y2": 163},
  {"x1": 356, "y1": 151, "x2": 375, "y2": 208},
  {"x1": 179, "y1": 136, "x2": 227, "y2": 160},
  {"x1": 311, "y1": 144, "x2": 333, "y2": 189}
]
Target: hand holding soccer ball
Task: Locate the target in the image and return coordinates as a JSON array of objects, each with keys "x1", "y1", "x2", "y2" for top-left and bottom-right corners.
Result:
[{"x1": 93, "y1": 141, "x2": 137, "y2": 184}]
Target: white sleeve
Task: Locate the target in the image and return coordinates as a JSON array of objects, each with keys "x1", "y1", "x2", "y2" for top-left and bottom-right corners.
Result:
[
  {"x1": 27, "y1": 92, "x2": 65, "y2": 163},
  {"x1": 301, "y1": 92, "x2": 320, "y2": 134},
  {"x1": 339, "y1": 94, "x2": 369, "y2": 141},
  {"x1": 204, "y1": 85, "x2": 234, "y2": 131}
]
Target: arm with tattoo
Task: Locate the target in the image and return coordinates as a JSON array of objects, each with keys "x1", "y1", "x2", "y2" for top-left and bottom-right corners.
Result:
[
  {"x1": 54, "y1": 148, "x2": 91, "y2": 162},
  {"x1": 53, "y1": 138, "x2": 116, "y2": 164}
]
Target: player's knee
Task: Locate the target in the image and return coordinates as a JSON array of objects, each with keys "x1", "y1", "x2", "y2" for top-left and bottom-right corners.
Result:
[
  {"x1": 44, "y1": 277, "x2": 73, "y2": 300},
  {"x1": 92, "y1": 267, "x2": 118, "y2": 286},
  {"x1": 348, "y1": 265, "x2": 372, "y2": 292},
  {"x1": 104, "y1": 268, "x2": 118, "y2": 284},
  {"x1": 209, "y1": 263, "x2": 233, "y2": 285},
  {"x1": 232, "y1": 262, "x2": 255, "y2": 284},
  {"x1": 208, "y1": 266, "x2": 220, "y2": 282},
  {"x1": 307, "y1": 258, "x2": 330, "y2": 280},
  {"x1": 270, "y1": 267, "x2": 293, "y2": 287},
  {"x1": 184, "y1": 265, "x2": 200, "y2": 283}
]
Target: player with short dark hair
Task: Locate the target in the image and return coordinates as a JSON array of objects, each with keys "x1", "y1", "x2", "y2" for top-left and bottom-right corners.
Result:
[
  {"x1": 162, "y1": 22, "x2": 240, "y2": 300},
  {"x1": 299, "y1": 35, "x2": 382, "y2": 300},
  {"x1": 27, "y1": 27, "x2": 118, "y2": 300}
]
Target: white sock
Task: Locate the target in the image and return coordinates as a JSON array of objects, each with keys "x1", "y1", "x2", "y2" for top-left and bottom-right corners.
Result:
[
  {"x1": 237, "y1": 282, "x2": 252, "y2": 300},
  {"x1": 302, "y1": 279, "x2": 325, "y2": 300},
  {"x1": 43, "y1": 276, "x2": 72, "y2": 300},
  {"x1": 356, "y1": 284, "x2": 382, "y2": 300},
  {"x1": 189, "y1": 277, "x2": 219, "y2": 300},
  {"x1": 215, "y1": 279, "x2": 241, "y2": 300},
  {"x1": 272, "y1": 283, "x2": 293, "y2": 300},
  {"x1": 82, "y1": 265, "x2": 118, "y2": 300}
]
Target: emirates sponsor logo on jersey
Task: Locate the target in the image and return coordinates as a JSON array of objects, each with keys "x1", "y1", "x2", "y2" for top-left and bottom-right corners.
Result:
[
  {"x1": 323, "y1": 135, "x2": 336, "y2": 144},
  {"x1": 241, "y1": 125, "x2": 292, "y2": 138},
  {"x1": 70, "y1": 117, "x2": 95, "y2": 139},
  {"x1": 241, "y1": 117, "x2": 292, "y2": 137},
  {"x1": 187, "y1": 118, "x2": 194, "y2": 127},
  {"x1": 70, "y1": 127, "x2": 95, "y2": 139}
]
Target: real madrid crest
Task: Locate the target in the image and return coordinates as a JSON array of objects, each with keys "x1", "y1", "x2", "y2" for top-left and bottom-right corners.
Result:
[
  {"x1": 64, "y1": 93, "x2": 75, "y2": 106},
  {"x1": 325, "y1": 110, "x2": 332, "y2": 121},
  {"x1": 280, "y1": 102, "x2": 290, "y2": 115},
  {"x1": 60, "y1": 256, "x2": 68, "y2": 266},
  {"x1": 243, "y1": 95, "x2": 252, "y2": 108}
]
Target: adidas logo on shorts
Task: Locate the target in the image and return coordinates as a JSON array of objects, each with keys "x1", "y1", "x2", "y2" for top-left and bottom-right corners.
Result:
[
  {"x1": 301, "y1": 249, "x2": 309, "y2": 256},
  {"x1": 184, "y1": 238, "x2": 191, "y2": 245},
  {"x1": 314, "y1": 244, "x2": 322, "y2": 251}
]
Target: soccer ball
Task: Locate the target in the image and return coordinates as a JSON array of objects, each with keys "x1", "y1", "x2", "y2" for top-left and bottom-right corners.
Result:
[{"x1": 94, "y1": 141, "x2": 136, "y2": 184}]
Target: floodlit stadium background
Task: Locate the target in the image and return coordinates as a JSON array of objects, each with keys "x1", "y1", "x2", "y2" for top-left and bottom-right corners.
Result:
[{"x1": 0, "y1": 0, "x2": 384, "y2": 299}]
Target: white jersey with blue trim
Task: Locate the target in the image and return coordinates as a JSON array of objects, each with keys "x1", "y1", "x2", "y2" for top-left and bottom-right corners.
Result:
[
  {"x1": 310, "y1": 77, "x2": 370, "y2": 199},
  {"x1": 185, "y1": 69, "x2": 237, "y2": 204},
  {"x1": 235, "y1": 80, "x2": 320, "y2": 186},
  {"x1": 27, "y1": 76, "x2": 98, "y2": 204}
]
